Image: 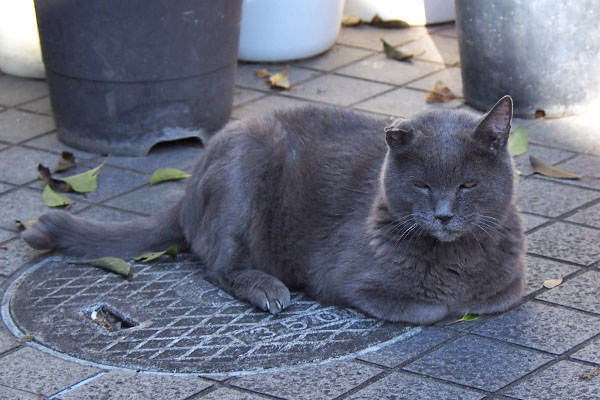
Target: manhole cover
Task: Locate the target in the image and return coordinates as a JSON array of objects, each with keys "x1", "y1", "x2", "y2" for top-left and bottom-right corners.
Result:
[{"x1": 3, "y1": 256, "x2": 414, "y2": 374}]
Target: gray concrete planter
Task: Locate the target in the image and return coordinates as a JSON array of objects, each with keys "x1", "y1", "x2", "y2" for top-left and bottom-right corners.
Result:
[
  {"x1": 34, "y1": 0, "x2": 242, "y2": 156},
  {"x1": 456, "y1": 0, "x2": 600, "y2": 118}
]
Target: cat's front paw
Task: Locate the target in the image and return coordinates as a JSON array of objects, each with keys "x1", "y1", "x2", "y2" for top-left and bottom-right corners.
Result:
[{"x1": 226, "y1": 270, "x2": 292, "y2": 315}]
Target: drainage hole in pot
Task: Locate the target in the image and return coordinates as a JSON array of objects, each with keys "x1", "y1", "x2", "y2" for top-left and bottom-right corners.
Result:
[{"x1": 86, "y1": 304, "x2": 136, "y2": 332}]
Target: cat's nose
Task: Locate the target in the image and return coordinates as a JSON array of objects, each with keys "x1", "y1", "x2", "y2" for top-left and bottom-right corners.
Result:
[{"x1": 435, "y1": 213, "x2": 454, "y2": 224}]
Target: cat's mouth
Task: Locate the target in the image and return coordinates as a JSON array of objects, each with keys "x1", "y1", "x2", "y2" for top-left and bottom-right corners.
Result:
[{"x1": 432, "y1": 227, "x2": 463, "y2": 242}]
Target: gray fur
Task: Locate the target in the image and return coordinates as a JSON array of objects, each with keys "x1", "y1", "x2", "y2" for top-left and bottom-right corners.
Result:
[{"x1": 22, "y1": 96, "x2": 525, "y2": 324}]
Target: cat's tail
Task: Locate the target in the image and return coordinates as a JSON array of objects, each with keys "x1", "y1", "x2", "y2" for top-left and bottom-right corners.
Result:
[{"x1": 21, "y1": 203, "x2": 184, "y2": 259}]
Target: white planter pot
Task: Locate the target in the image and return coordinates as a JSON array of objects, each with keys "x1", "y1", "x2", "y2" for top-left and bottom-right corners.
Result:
[
  {"x1": 344, "y1": 0, "x2": 455, "y2": 26},
  {"x1": 0, "y1": 0, "x2": 45, "y2": 78},
  {"x1": 238, "y1": 0, "x2": 345, "y2": 62}
]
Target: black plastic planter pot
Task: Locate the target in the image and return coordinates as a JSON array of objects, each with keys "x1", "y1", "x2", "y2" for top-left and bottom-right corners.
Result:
[
  {"x1": 455, "y1": 0, "x2": 600, "y2": 118},
  {"x1": 34, "y1": 0, "x2": 242, "y2": 156}
]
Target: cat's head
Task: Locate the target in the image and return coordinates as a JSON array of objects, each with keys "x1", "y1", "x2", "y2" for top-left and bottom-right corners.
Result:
[{"x1": 381, "y1": 96, "x2": 515, "y2": 242}]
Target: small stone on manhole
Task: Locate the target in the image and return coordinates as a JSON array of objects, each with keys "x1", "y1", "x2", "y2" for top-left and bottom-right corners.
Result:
[{"x1": 86, "y1": 305, "x2": 136, "y2": 332}]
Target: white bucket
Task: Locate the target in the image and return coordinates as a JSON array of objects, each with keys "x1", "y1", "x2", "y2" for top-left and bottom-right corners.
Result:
[{"x1": 238, "y1": 0, "x2": 345, "y2": 62}]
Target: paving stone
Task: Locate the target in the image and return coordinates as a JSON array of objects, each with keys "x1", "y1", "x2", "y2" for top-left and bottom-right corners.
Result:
[
  {"x1": 232, "y1": 88, "x2": 266, "y2": 107},
  {"x1": 526, "y1": 112, "x2": 600, "y2": 154},
  {"x1": 0, "y1": 109, "x2": 55, "y2": 143},
  {"x1": 232, "y1": 95, "x2": 311, "y2": 120},
  {"x1": 0, "y1": 187, "x2": 85, "y2": 231},
  {"x1": 527, "y1": 222, "x2": 600, "y2": 265},
  {"x1": 437, "y1": 23, "x2": 458, "y2": 38},
  {"x1": 53, "y1": 163, "x2": 147, "y2": 203},
  {"x1": 397, "y1": 34, "x2": 460, "y2": 65},
  {"x1": 504, "y1": 361, "x2": 600, "y2": 400},
  {"x1": 474, "y1": 302, "x2": 600, "y2": 354},
  {"x1": 59, "y1": 371, "x2": 212, "y2": 400},
  {"x1": 515, "y1": 178, "x2": 600, "y2": 217},
  {"x1": 0, "y1": 182, "x2": 14, "y2": 194},
  {"x1": 521, "y1": 213, "x2": 549, "y2": 232},
  {"x1": 541, "y1": 154, "x2": 600, "y2": 191},
  {"x1": 524, "y1": 255, "x2": 580, "y2": 295},
  {"x1": 75, "y1": 206, "x2": 142, "y2": 223},
  {"x1": 0, "y1": 386, "x2": 38, "y2": 400},
  {"x1": 0, "y1": 227, "x2": 16, "y2": 243},
  {"x1": 22, "y1": 131, "x2": 99, "y2": 160},
  {"x1": 407, "y1": 66, "x2": 464, "y2": 97},
  {"x1": 282, "y1": 74, "x2": 393, "y2": 106},
  {"x1": 106, "y1": 141, "x2": 202, "y2": 174},
  {"x1": 537, "y1": 270, "x2": 600, "y2": 314},
  {"x1": 337, "y1": 54, "x2": 444, "y2": 86},
  {"x1": 296, "y1": 45, "x2": 374, "y2": 71},
  {"x1": 0, "y1": 347, "x2": 100, "y2": 396},
  {"x1": 358, "y1": 328, "x2": 452, "y2": 368},
  {"x1": 0, "y1": 326, "x2": 18, "y2": 353},
  {"x1": 405, "y1": 335, "x2": 553, "y2": 391},
  {"x1": 337, "y1": 25, "x2": 434, "y2": 50},
  {"x1": 104, "y1": 180, "x2": 186, "y2": 215},
  {"x1": 572, "y1": 336, "x2": 600, "y2": 364},
  {"x1": 199, "y1": 388, "x2": 266, "y2": 400},
  {"x1": 347, "y1": 371, "x2": 484, "y2": 400},
  {"x1": 236, "y1": 63, "x2": 321, "y2": 91},
  {"x1": 512, "y1": 144, "x2": 576, "y2": 177},
  {"x1": 17, "y1": 95, "x2": 53, "y2": 115},
  {"x1": 0, "y1": 238, "x2": 46, "y2": 276},
  {"x1": 567, "y1": 203, "x2": 600, "y2": 228},
  {"x1": 353, "y1": 87, "x2": 462, "y2": 118},
  {"x1": 0, "y1": 146, "x2": 60, "y2": 185},
  {"x1": 0, "y1": 75, "x2": 49, "y2": 107},
  {"x1": 230, "y1": 361, "x2": 381, "y2": 400}
]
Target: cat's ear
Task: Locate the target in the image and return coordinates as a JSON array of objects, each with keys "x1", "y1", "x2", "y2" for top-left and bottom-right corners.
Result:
[
  {"x1": 473, "y1": 95, "x2": 513, "y2": 154},
  {"x1": 384, "y1": 118, "x2": 416, "y2": 150}
]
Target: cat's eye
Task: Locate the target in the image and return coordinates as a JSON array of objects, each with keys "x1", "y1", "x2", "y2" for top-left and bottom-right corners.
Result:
[
  {"x1": 414, "y1": 182, "x2": 430, "y2": 190},
  {"x1": 460, "y1": 181, "x2": 478, "y2": 190}
]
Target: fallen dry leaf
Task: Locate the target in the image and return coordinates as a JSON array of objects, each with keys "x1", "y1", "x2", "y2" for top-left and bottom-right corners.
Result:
[
  {"x1": 579, "y1": 367, "x2": 599, "y2": 381},
  {"x1": 14, "y1": 218, "x2": 37, "y2": 230},
  {"x1": 370, "y1": 14, "x2": 409, "y2": 29},
  {"x1": 0, "y1": 246, "x2": 7, "y2": 251},
  {"x1": 38, "y1": 164, "x2": 69, "y2": 192},
  {"x1": 55, "y1": 151, "x2": 77, "y2": 173},
  {"x1": 17, "y1": 334, "x2": 34, "y2": 343},
  {"x1": 267, "y1": 71, "x2": 291, "y2": 90},
  {"x1": 534, "y1": 109, "x2": 546, "y2": 119},
  {"x1": 341, "y1": 15, "x2": 362, "y2": 27},
  {"x1": 381, "y1": 38, "x2": 417, "y2": 62},
  {"x1": 254, "y1": 68, "x2": 271, "y2": 78},
  {"x1": 543, "y1": 278, "x2": 563, "y2": 289},
  {"x1": 530, "y1": 155, "x2": 582, "y2": 180},
  {"x1": 426, "y1": 81, "x2": 458, "y2": 103}
]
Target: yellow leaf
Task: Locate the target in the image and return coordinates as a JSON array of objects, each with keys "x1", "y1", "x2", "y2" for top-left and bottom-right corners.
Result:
[
  {"x1": 342, "y1": 15, "x2": 362, "y2": 27},
  {"x1": 425, "y1": 81, "x2": 458, "y2": 103},
  {"x1": 267, "y1": 72, "x2": 291, "y2": 90},
  {"x1": 543, "y1": 278, "x2": 563, "y2": 289},
  {"x1": 255, "y1": 68, "x2": 271, "y2": 78}
]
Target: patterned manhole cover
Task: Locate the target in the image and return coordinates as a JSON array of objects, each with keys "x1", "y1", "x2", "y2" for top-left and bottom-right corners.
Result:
[{"x1": 3, "y1": 256, "x2": 414, "y2": 374}]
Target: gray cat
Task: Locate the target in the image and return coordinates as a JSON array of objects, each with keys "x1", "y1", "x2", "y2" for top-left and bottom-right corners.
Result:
[{"x1": 22, "y1": 96, "x2": 525, "y2": 324}]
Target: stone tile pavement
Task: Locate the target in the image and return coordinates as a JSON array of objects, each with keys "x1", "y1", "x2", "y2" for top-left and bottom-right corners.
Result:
[{"x1": 0, "y1": 23, "x2": 599, "y2": 399}]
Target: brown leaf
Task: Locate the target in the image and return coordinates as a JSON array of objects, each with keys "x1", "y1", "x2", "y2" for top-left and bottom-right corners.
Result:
[
  {"x1": 17, "y1": 333, "x2": 34, "y2": 343},
  {"x1": 426, "y1": 81, "x2": 458, "y2": 103},
  {"x1": 381, "y1": 38, "x2": 416, "y2": 62},
  {"x1": 267, "y1": 72, "x2": 291, "y2": 90},
  {"x1": 14, "y1": 218, "x2": 37, "y2": 230},
  {"x1": 342, "y1": 15, "x2": 362, "y2": 27},
  {"x1": 55, "y1": 151, "x2": 77, "y2": 173},
  {"x1": 0, "y1": 246, "x2": 7, "y2": 251},
  {"x1": 255, "y1": 68, "x2": 271, "y2": 78},
  {"x1": 37, "y1": 164, "x2": 69, "y2": 192},
  {"x1": 370, "y1": 14, "x2": 409, "y2": 29},
  {"x1": 534, "y1": 109, "x2": 546, "y2": 119},
  {"x1": 530, "y1": 155, "x2": 582, "y2": 180},
  {"x1": 579, "y1": 367, "x2": 599, "y2": 380},
  {"x1": 543, "y1": 278, "x2": 563, "y2": 289}
]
